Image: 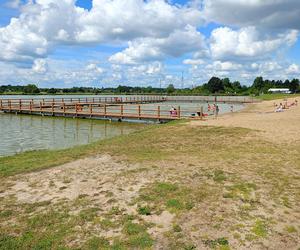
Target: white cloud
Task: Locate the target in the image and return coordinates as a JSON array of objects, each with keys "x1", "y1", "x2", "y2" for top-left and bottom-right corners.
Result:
[
  {"x1": 0, "y1": 0, "x2": 203, "y2": 64},
  {"x1": 183, "y1": 59, "x2": 204, "y2": 65},
  {"x1": 32, "y1": 58, "x2": 47, "y2": 73},
  {"x1": 86, "y1": 63, "x2": 104, "y2": 74},
  {"x1": 210, "y1": 26, "x2": 298, "y2": 60},
  {"x1": 286, "y1": 64, "x2": 300, "y2": 74},
  {"x1": 206, "y1": 61, "x2": 242, "y2": 71},
  {"x1": 109, "y1": 25, "x2": 206, "y2": 64},
  {"x1": 202, "y1": 0, "x2": 300, "y2": 30}
]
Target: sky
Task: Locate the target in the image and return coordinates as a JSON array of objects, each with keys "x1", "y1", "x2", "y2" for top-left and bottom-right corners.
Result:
[{"x1": 0, "y1": 0, "x2": 299, "y2": 88}]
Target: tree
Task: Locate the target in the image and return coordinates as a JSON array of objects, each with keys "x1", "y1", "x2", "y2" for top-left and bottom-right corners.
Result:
[
  {"x1": 23, "y1": 84, "x2": 40, "y2": 94},
  {"x1": 289, "y1": 79, "x2": 300, "y2": 93},
  {"x1": 166, "y1": 84, "x2": 175, "y2": 94},
  {"x1": 47, "y1": 88, "x2": 57, "y2": 94},
  {"x1": 252, "y1": 76, "x2": 264, "y2": 92},
  {"x1": 207, "y1": 77, "x2": 224, "y2": 93}
]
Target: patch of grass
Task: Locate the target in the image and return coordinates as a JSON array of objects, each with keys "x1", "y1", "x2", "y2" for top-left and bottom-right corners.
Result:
[
  {"x1": 251, "y1": 220, "x2": 268, "y2": 238},
  {"x1": 203, "y1": 237, "x2": 229, "y2": 249},
  {"x1": 138, "y1": 181, "x2": 208, "y2": 214},
  {"x1": 98, "y1": 218, "x2": 118, "y2": 230},
  {"x1": 122, "y1": 221, "x2": 154, "y2": 248},
  {"x1": 285, "y1": 225, "x2": 297, "y2": 233},
  {"x1": 0, "y1": 210, "x2": 13, "y2": 218},
  {"x1": 166, "y1": 199, "x2": 184, "y2": 211},
  {"x1": 173, "y1": 224, "x2": 182, "y2": 232},
  {"x1": 137, "y1": 205, "x2": 151, "y2": 216},
  {"x1": 213, "y1": 170, "x2": 227, "y2": 183},
  {"x1": 0, "y1": 210, "x2": 75, "y2": 249},
  {"x1": 85, "y1": 236, "x2": 110, "y2": 250},
  {"x1": 79, "y1": 207, "x2": 99, "y2": 222},
  {"x1": 256, "y1": 93, "x2": 300, "y2": 101},
  {"x1": 224, "y1": 182, "x2": 257, "y2": 202}
]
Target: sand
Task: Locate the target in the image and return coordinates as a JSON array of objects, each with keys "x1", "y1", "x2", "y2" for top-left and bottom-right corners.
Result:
[{"x1": 190, "y1": 97, "x2": 300, "y2": 144}]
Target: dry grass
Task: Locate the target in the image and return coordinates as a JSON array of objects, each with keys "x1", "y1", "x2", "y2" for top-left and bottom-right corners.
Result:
[{"x1": 0, "y1": 119, "x2": 299, "y2": 249}]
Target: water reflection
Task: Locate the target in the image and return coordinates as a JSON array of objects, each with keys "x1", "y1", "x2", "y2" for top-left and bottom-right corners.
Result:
[{"x1": 0, "y1": 113, "x2": 142, "y2": 157}]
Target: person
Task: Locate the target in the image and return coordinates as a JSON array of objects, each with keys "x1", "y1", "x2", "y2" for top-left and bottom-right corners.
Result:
[
  {"x1": 207, "y1": 104, "x2": 211, "y2": 112},
  {"x1": 169, "y1": 106, "x2": 177, "y2": 117},
  {"x1": 212, "y1": 104, "x2": 216, "y2": 115},
  {"x1": 295, "y1": 100, "x2": 298, "y2": 106},
  {"x1": 215, "y1": 104, "x2": 219, "y2": 118},
  {"x1": 275, "y1": 103, "x2": 283, "y2": 112},
  {"x1": 230, "y1": 105, "x2": 233, "y2": 112}
]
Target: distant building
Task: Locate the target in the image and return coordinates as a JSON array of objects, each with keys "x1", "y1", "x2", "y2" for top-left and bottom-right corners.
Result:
[{"x1": 268, "y1": 88, "x2": 291, "y2": 94}]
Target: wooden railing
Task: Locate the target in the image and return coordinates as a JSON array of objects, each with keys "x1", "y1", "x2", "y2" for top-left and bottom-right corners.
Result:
[{"x1": 0, "y1": 99, "x2": 208, "y2": 121}]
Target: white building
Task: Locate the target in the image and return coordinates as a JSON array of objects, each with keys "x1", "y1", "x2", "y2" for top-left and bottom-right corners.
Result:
[{"x1": 268, "y1": 88, "x2": 291, "y2": 94}]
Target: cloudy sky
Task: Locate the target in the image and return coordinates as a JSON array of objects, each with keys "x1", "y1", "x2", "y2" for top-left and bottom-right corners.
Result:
[{"x1": 0, "y1": 0, "x2": 299, "y2": 88}]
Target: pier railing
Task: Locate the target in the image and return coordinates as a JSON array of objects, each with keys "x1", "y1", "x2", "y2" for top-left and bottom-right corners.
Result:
[{"x1": 0, "y1": 98, "x2": 209, "y2": 121}]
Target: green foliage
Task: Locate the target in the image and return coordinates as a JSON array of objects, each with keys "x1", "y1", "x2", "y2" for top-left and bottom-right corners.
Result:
[
  {"x1": 207, "y1": 76, "x2": 225, "y2": 93},
  {"x1": 166, "y1": 84, "x2": 176, "y2": 94},
  {"x1": 137, "y1": 205, "x2": 151, "y2": 215},
  {"x1": 203, "y1": 237, "x2": 229, "y2": 248},
  {"x1": 251, "y1": 220, "x2": 268, "y2": 237}
]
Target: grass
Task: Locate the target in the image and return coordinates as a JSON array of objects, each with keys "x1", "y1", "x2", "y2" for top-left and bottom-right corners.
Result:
[
  {"x1": 1, "y1": 120, "x2": 299, "y2": 249},
  {"x1": 256, "y1": 93, "x2": 300, "y2": 101},
  {"x1": 251, "y1": 220, "x2": 268, "y2": 238}
]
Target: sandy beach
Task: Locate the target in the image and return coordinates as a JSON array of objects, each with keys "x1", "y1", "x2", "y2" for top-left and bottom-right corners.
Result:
[{"x1": 191, "y1": 96, "x2": 300, "y2": 144}]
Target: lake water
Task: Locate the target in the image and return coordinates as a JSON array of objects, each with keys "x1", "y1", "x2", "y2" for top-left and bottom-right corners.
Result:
[
  {"x1": 0, "y1": 113, "x2": 143, "y2": 157},
  {"x1": 0, "y1": 95, "x2": 244, "y2": 157}
]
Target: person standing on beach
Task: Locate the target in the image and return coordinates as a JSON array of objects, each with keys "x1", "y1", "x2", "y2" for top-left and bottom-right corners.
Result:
[{"x1": 215, "y1": 104, "x2": 219, "y2": 118}]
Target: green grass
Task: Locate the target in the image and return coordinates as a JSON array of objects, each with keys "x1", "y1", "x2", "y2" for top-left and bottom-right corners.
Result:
[
  {"x1": 138, "y1": 181, "x2": 206, "y2": 214},
  {"x1": 256, "y1": 93, "x2": 300, "y2": 101},
  {"x1": 251, "y1": 220, "x2": 268, "y2": 238},
  {"x1": 1, "y1": 120, "x2": 299, "y2": 249}
]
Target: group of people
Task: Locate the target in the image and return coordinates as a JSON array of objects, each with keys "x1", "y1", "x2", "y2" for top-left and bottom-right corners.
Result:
[
  {"x1": 207, "y1": 103, "x2": 220, "y2": 118},
  {"x1": 274, "y1": 99, "x2": 298, "y2": 112}
]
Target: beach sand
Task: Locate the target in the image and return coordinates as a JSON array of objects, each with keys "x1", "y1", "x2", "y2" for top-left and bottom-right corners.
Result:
[{"x1": 191, "y1": 96, "x2": 300, "y2": 144}]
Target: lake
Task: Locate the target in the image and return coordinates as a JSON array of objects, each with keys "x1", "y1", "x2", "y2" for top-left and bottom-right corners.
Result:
[
  {"x1": 0, "y1": 95, "x2": 244, "y2": 156},
  {"x1": 0, "y1": 113, "x2": 143, "y2": 157}
]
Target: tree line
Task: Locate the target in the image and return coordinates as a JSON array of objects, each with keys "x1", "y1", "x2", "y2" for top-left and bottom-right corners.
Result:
[{"x1": 0, "y1": 76, "x2": 299, "y2": 95}]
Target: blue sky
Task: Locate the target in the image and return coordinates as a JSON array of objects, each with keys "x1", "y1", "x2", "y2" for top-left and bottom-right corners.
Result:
[{"x1": 0, "y1": 0, "x2": 299, "y2": 88}]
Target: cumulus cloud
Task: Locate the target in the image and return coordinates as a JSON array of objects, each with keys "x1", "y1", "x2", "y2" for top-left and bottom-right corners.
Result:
[
  {"x1": 32, "y1": 58, "x2": 47, "y2": 73},
  {"x1": 206, "y1": 61, "x2": 242, "y2": 71},
  {"x1": 86, "y1": 63, "x2": 104, "y2": 74},
  {"x1": 286, "y1": 63, "x2": 300, "y2": 74},
  {"x1": 109, "y1": 26, "x2": 206, "y2": 64},
  {"x1": 202, "y1": 0, "x2": 300, "y2": 30},
  {"x1": 183, "y1": 59, "x2": 204, "y2": 65},
  {"x1": 210, "y1": 26, "x2": 298, "y2": 60},
  {"x1": 0, "y1": 0, "x2": 203, "y2": 64}
]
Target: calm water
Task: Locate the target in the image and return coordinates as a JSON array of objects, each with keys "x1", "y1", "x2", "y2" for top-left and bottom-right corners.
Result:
[
  {"x1": 0, "y1": 95, "x2": 244, "y2": 156},
  {"x1": 0, "y1": 113, "x2": 143, "y2": 157}
]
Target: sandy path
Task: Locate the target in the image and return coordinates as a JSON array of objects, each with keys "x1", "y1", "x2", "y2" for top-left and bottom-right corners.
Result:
[{"x1": 190, "y1": 97, "x2": 300, "y2": 144}]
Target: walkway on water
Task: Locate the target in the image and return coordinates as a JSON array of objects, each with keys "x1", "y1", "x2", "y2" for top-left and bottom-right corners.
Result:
[
  {"x1": 0, "y1": 95, "x2": 255, "y2": 122},
  {"x1": 0, "y1": 96, "x2": 183, "y2": 122}
]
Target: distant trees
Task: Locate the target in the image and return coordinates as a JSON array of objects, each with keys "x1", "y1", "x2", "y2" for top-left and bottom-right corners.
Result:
[
  {"x1": 166, "y1": 84, "x2": 175, "y2": 94},
  {"x1": 205, "y1": 77, "x2": 224, "y2": 93},
  {"x1": 23, "y1": 84, "x2": 40, "y2": 94},
  {"x1": 250, "y1": 77, "x2": 300, "y2": 94},
  {"x1": 0, "y1": 76, "x2": 299, "y2": 96}
]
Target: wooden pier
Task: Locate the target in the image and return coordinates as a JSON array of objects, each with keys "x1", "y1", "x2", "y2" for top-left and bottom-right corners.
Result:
[{"x1": 0, "y1": 96, "x2": 205, "y2": 122}]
